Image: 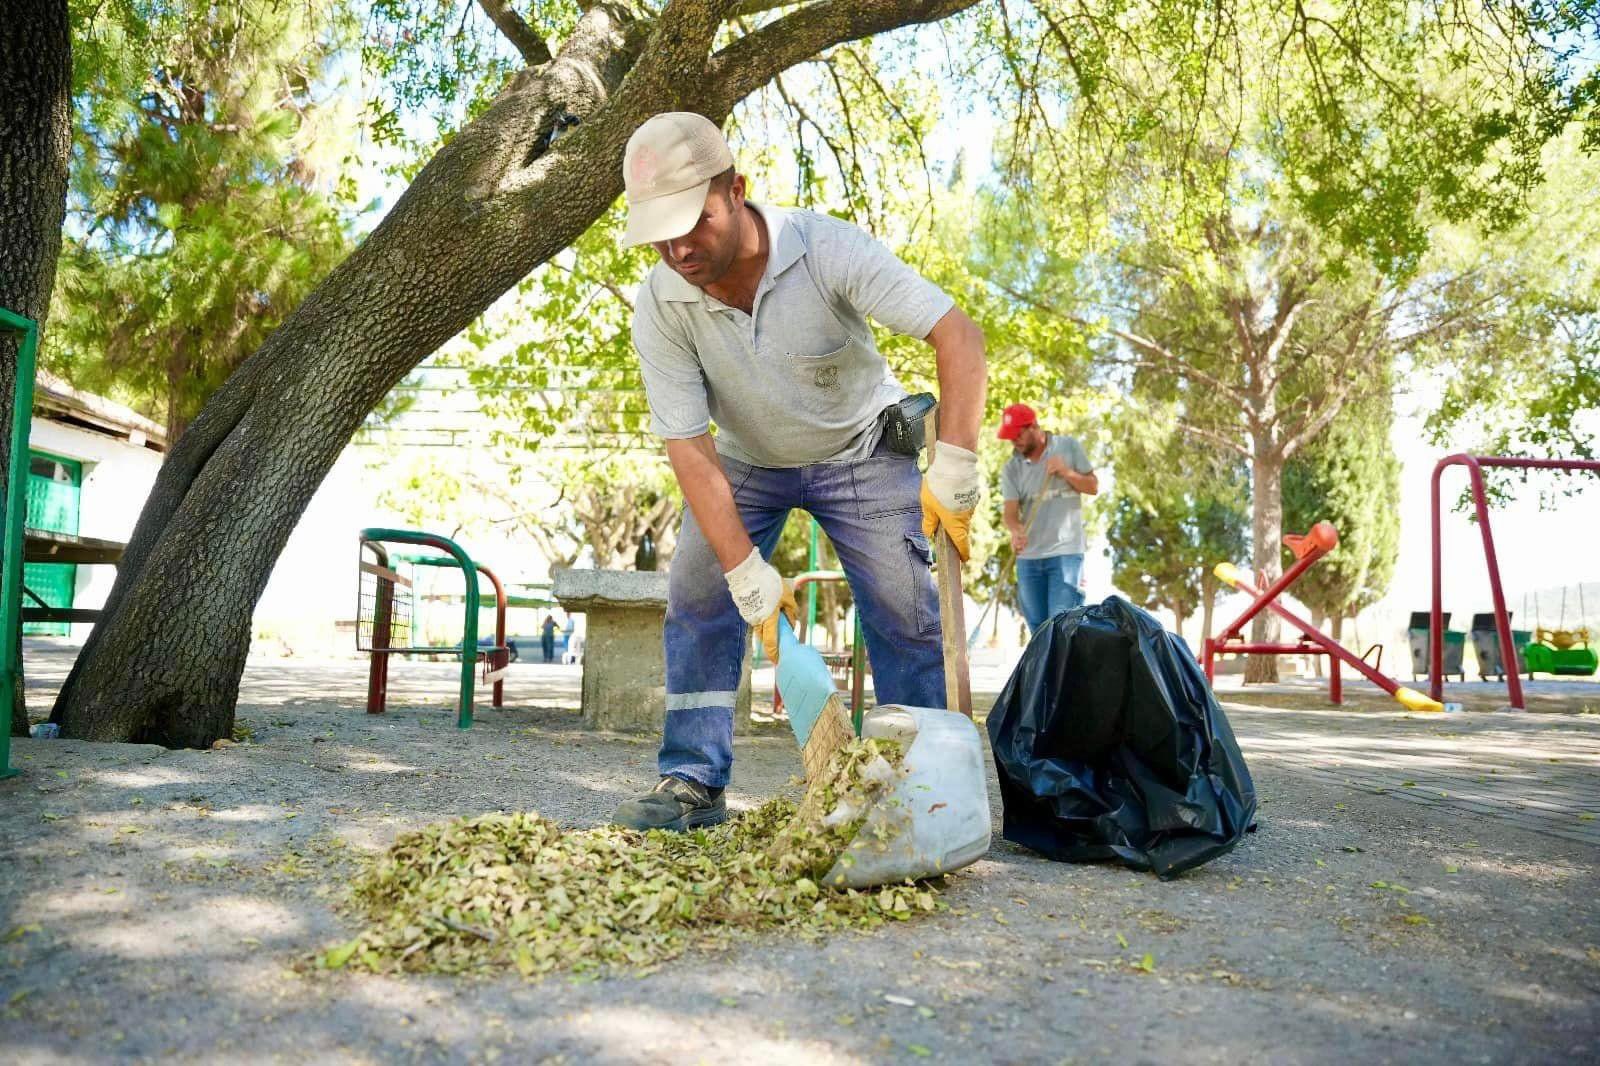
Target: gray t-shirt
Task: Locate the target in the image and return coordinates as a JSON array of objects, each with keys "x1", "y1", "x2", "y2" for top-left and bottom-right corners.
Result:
[
  {"x1": 632, "y1": 204, "x2": 955, "y2": 467},
  {"x1": 1000, "y1": 433, "x2": 1094, "y2": 558}
]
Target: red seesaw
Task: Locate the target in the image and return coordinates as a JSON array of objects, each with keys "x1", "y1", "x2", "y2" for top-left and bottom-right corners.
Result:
[{"x1": 1203, "y1": 521, "x2": 1443, "y2": 713}]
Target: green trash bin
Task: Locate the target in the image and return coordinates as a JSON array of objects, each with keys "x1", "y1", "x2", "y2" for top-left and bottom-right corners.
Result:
[{"x1": 1408, "y1": 611, "x2": 1465, "y2": 682}]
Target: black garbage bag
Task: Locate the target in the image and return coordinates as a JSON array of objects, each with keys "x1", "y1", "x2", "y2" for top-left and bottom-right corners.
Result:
[{"x1": 987, "y1": 597, "x2": 1256, "y2": 879}]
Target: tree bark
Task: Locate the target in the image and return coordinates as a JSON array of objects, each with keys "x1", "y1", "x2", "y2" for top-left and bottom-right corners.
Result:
[
  {"x1": 53, "y1": 0, "x2": 979, "y2": 745},
  {"x1": 1244, "y1": 440, "x2": 1283, "y2": 683},
  {"x1": 1200, "y1": 575, "x2": 1218, "y2": 647},
  {"x1": 1, "y1": 0, "x2": 72, "y2": 737}
]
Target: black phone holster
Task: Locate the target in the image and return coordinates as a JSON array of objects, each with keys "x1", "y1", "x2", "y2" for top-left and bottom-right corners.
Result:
[{"x1": 881, "y1": 392, "x2": 938, "y2": 457}]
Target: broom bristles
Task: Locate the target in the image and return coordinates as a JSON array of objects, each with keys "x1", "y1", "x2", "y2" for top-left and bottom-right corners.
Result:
[{"x1": 800, "y1": 694, "x2": 857, "y2": 784}]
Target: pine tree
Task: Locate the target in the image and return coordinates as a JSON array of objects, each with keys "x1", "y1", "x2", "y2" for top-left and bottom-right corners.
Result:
[
  {"x1": 49, "y1": 0, "x2": 358, "y2": 443},
  {"x1": 1282, "y1": 385, "x2": 1403, "y2": 645}
]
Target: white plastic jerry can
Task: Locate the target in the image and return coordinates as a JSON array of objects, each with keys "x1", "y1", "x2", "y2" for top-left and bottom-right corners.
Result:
[{"x1": 823, "y1": 705, "x2": 993, "y2": 889}]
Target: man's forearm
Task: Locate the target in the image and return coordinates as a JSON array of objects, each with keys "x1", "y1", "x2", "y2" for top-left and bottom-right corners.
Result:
[
  {"x1": 1064, "y1": 470, "x2": 1099, "y2": 496},
  {"x1": 1002, "y1": 499, "x2": 1023, "y2": 534},
  {"x1": 665, "y1": 435, "x2": 753, "y2": 572},
  {"x1": 925, "y1": 306, "x2": 986, "y2": 451}
]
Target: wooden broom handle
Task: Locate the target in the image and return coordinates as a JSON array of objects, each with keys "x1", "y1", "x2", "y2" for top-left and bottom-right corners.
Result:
[{"x1": 925, "y1": 410, "x2": 973, "y2": 717}]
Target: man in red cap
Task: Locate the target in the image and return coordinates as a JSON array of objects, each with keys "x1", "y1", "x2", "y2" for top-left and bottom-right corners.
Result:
[{"x1": 998, "y1": 403, "x2": 1098, "y2": 632}]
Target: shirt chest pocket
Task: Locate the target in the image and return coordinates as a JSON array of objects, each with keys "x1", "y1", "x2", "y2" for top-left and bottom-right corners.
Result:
[
  {"x1": 755, "y1": 267, "x2": 880, "y2": 416},
  {"x1": 762, "y1": 311, "x2": 852, "y2": 362},
  {"x1": 775, "y1": 333, "x2": 879, "y2": 417}
]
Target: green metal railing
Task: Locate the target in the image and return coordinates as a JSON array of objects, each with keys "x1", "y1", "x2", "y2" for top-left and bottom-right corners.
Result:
[
  {"x1": 1, "y1": 308, "x2": 40, "y2": 778},
  {"x1": 358, "y1": 528, "x2": 510, "y2": 729}
]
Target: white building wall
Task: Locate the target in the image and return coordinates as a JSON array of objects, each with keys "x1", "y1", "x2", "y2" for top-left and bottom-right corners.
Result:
[
  {"x1": 26, "y1": 418, "x2": 165, "y2": 641},
  {"x1": 250, "y1": 445, "x2": 571, "y2": 657}
]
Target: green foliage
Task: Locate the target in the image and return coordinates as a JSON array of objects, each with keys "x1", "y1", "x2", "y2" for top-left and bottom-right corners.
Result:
[
  {"x1": 465, "y1": 203, "x2": 651, "y2": 449},
  {"x1": 969, "y1": 0, "x2": 1597, "y2": 638},
  {"x1": 1105, "y1": 412, "x2": 1248, "y2": 631},
  {"x1": 986, "y1": 0, "x2": 1598, "y2": 275},
  {"x1": 1415, "y1": 131, "x2": 1600, "y2": 467},
  {"x1": 361, "y1": 0, "x2": 580, "y2": 164},
  {"x1": 49, "y1": 0, "x2": 362, "y2": 438},
  {"x1": 1282, "y1": 389, "x2": 1403, "y2": 624}
]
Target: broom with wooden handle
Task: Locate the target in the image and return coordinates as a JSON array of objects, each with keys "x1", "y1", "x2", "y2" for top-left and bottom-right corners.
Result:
[
  {"x1": 924, "y1": 409, "x2": 973, "y2": 717},
  {"x1": 775, "y1": 615, "x2": 859, "y2": 781}
]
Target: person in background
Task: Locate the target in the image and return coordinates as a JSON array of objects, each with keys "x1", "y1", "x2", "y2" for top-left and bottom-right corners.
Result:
[
  {"x1": 540, "y1": 613, "x2": 559, "y2": 664},
  {"x1": 998, "y1": 403, "x2": 1098, "y2": 632}
]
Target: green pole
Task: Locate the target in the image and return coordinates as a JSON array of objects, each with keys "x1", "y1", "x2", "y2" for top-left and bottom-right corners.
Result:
[
  {"x1": 359, "y1": 529, "x2": 480, "y2": 729},
  {"x1": 1, "y1": 308, "x2": 39, "y2": 778},
  {"x1": 459, "y1": 562, "x2": 480, "y2": 730},
  {"x1": 806, "y1": 517, "x2": 820, "y2": 629}
]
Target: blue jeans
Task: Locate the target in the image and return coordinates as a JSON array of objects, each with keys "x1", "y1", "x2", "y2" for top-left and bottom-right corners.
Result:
[
  {"x1": 1016, "y1": 553, "x2": 1084, "y2": 633},
  {"x1": 660, "y1": 436, "x2": 945, "y2": 788}
]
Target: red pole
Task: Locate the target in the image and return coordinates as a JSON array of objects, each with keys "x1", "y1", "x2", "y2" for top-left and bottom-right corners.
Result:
[
  {"x1": 1460, "y1": 461, "x2": 1523, "y2": 709},
  {"x1": 477, "y1": 563, "x2": 508, "y2": 708},
  {"x1": 1430, "y1": 461, "x2": 1445, "y2": 703},
  {"x1": 366, "y1": 541, "x2": 393, "y2": 715},
  {"x1": 1225, "y1": 570, "x2": 1410, "y2": 698},
  {"x1": 1215, "y1": 539, "x2": 1331, "y2": 641}
]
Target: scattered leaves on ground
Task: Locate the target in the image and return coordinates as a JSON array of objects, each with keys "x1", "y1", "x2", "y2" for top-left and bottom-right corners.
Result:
[{"x1": 319, "y1": 738, "x2": 946, "y2": 978}]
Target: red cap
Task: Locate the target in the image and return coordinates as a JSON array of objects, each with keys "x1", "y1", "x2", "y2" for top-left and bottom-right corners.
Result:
[{"x1": 997, "y1": 403, "x2": 1037, "y2": 441}]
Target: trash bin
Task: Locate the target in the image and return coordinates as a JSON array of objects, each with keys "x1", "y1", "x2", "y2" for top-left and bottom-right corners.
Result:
[{"x1": 987, "y1": 597, "x2": 1257, "y2": 879}]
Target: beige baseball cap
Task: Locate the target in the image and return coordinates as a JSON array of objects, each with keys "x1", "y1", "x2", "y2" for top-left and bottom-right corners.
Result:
[{"x1": 621, "y1": 112, "x2": 735, "y2": 247}]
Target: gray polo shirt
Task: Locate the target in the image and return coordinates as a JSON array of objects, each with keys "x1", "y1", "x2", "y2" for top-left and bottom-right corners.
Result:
[
  {"x1": 632, "y1": 203, "x2": 954, "y2": 467},
  {"x1": 1000, "y1": 433, "x2": 1094, "y2": 558}
]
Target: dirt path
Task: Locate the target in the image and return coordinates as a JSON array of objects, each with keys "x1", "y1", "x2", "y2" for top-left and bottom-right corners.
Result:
[{"x1": 3, "y1": 645, "x2": 1598, "y2": 1063}]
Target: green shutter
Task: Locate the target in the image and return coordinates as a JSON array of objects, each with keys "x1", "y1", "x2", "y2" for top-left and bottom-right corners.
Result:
[{"x1": 23, "y1": 452, "x2": 82, "y2": 637}]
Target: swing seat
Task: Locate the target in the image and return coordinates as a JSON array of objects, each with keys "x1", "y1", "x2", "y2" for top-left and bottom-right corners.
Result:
[{"x1": 1525, "y1": 642, "x2": 1598, "y2": 677}]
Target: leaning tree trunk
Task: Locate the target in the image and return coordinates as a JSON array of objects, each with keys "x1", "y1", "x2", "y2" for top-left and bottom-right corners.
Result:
[
  {"x1": 1, "y1": 0, "x2": 72, "y2": 737},
  {"x1": 52, "y1": 0, "x2": 978, "y2": 746},
  {"x1": 1244, "y1": 440, "x2": 1283, "y2": 683}
]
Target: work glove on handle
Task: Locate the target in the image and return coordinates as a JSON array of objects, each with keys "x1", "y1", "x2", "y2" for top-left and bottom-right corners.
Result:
[
  {"x1": 921, "y1": 440, "x2": 980, "y2": 563},
  {"x1": 725, "y1": 547, "x2": 799, "y2": 664}
]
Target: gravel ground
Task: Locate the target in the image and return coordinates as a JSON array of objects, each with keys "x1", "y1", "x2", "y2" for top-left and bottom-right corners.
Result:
[{"x1": 3, "y1": 643, "x2": 1598, "y2": 1064}]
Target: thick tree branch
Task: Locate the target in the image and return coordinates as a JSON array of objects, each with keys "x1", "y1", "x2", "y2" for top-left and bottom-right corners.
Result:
[
  {"x1": 477, "y1": 2, "x2": 646, "y2": 200},
  {"x1": 477, "y1": 0, "x2": 553, "y2": 65},
  {"x1": 703, "y1": 0, "x2": 979, "y2": 116},
  {"x1": 729, "y1": 0, "x2": 809, "y2": 17},
  {"x1": 496, "y1": 0, "x2": 737, "y2": 201}
]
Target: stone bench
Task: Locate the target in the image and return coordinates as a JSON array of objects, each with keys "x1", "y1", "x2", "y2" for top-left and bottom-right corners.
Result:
[{"x1": 553, "y1": 568, "x2": 752, "y2": 733}]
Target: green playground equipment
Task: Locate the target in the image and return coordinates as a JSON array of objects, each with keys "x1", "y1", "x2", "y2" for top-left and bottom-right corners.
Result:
[
  {"x1": 358, "y1": 528, "x2": 512, "y2": 729},
  {"x1": 1, "y1": 307, "x2": 40, "y2": 779},
  {"x1": 1524, "y1": 587, "x2": 1598, "y2": 678}
]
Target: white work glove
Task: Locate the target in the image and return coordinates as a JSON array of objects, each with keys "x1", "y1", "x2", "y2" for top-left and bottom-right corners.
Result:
[
  {"x1": 725, "y1": 547, "x2": 799, "y2": 663},
  {"x1": 920, "y1": 441, "x2": 981, "y2": 562}
]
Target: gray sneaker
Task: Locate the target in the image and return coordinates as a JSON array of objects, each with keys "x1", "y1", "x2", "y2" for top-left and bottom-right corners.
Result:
[{"x1": 612, "y1": 776, "x2": 727, "y2": 831}]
